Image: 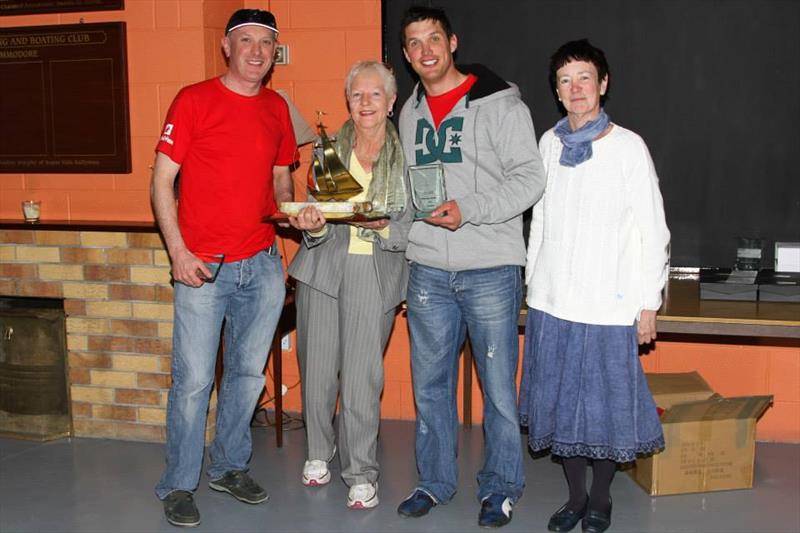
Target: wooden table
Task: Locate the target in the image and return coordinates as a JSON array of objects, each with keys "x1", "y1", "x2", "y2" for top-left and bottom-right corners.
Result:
[
  {"x1": 655, "y1": 279, "x2": 800, "y2": 338},
  {"x1": 513, "y1": 280, "x2": 800, "y2": 338},
  {"x1": 462, "y1": 279, "x2": 800, "y2": 427}
]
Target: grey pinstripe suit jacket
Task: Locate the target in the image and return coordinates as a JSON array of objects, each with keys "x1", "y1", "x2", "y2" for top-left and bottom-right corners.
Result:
[{"x1": 287, "y1": 209, "x2": 413, "y2": 313}]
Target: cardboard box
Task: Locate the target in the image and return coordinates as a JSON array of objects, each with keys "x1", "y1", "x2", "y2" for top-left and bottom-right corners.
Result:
[
  {"x1": 629, "y1": 372, "x2": 772, "y2": 496},
  {"x1": 645, "y1": 371, "x2": 714, "y2": 409}
]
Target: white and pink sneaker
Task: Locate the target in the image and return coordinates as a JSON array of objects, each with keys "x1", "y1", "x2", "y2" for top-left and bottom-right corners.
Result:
[
  {"x1": 347, "y1": 482, "x2": 379, "y2": 510},
  {"x1": 301, "y1": 459, "x2": 331, "y2": 487}
]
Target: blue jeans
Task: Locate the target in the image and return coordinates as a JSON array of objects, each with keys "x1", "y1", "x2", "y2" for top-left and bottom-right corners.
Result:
[
  {"x1": 406, "y1": 263, "x2": 524, "y2": 504},
  {"x1": 155, "y1": 248, "x2": 285, "y2": 499}
]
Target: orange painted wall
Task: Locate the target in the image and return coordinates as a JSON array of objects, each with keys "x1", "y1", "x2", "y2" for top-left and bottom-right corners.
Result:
[
  {"x1": 0, "y1": 1, "x2": 214, "y2": 220},
  {"x1": 2, "y1": 1, "x2": 798, "y2": 442},
  {"x1": 640, "y1": 341, "x2": 799, "y2": 442}
]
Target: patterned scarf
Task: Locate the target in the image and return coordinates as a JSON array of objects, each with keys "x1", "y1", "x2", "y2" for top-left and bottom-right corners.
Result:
[
  {"x1": 553, "y1": 109, "x2": 610, "y2": 167},
  {"x1": 334, "y1": 118, "x2": 407, "y2": 241}
]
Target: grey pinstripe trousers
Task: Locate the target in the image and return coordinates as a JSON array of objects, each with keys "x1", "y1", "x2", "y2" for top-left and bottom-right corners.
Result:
[{"x1": 296, "y1": 253, "x2": 396, "y2": 486}]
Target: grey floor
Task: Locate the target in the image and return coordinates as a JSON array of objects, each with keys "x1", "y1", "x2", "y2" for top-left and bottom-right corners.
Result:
[{"x1": 1, "y1": 419, "x2": 798, "y2": 533}]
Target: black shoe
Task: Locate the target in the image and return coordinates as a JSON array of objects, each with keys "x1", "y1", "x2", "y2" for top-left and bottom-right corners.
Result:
[
  {"x1": 548, "y1": 499, "x2": 587, "y2": 532},
  {"x1": 162, "y1": 490, "x2": 200, "y2": 528},
  {"x1": 397, "y1": 489, "x2": 436, "y2": 518},
  {"x1": 478, "y1": 493, "x2": 513, "y2": 528},
  {"x1": 209, "y1": 470, "x2": 268, "y2": 504},
  {"x1": 582, "y1": 498, "x2": 612, "y2": 533}
]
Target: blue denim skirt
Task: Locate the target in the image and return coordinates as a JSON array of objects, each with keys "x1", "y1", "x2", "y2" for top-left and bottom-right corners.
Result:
[{"x1": 518, "y1": 308, "x2": 664, "y2": 463}]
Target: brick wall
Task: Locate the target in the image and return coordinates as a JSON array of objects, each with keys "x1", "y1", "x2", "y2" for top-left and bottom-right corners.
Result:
[{"x1": 0, "y1": 228, "x2": 217, "y2": 442}]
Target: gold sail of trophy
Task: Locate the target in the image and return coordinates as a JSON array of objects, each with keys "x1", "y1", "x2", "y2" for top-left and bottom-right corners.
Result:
[{"x1": 307, "y1": 112, "x2": 364, "y2": 201}]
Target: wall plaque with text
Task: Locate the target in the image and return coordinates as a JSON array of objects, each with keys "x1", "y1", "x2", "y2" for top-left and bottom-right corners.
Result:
[
  {"x1": 0, "y1": 0, "x2": 123, "y2": 17},
  {"x1": 0, "y1": 22, "x2": 131, "y2": 173}
]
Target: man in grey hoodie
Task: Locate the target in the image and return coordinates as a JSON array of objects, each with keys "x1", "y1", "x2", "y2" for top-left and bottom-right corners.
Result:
[{"x1": 395, "y1": 5, "x2": 546, "y2": 529}]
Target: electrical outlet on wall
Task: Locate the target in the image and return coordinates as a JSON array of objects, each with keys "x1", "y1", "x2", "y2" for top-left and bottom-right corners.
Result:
[
  {"x1": 281, "y1": 333, "x2": 291, "y2": 351},
  {"x1": 274, "y1": 44, "x2": 289, "y2": 65}
]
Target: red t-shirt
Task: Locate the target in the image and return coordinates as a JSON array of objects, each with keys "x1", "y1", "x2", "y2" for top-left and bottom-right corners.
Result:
[
  {"x1": 426, "y1": 74, "x2": 477, "y2": 128},
  {"x1": 156, "y1": 78, "x2": 297, "y2": 262}
]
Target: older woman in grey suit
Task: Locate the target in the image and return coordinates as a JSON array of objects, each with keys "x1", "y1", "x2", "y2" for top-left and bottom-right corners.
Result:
[{"x1": 287, "y1": 61, "x2": 411, "y2": 510}]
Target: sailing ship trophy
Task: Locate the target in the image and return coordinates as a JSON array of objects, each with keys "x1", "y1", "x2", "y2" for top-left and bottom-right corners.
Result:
[{"x1": 279, "y1": 112, "x2": 380, "y2": 220}]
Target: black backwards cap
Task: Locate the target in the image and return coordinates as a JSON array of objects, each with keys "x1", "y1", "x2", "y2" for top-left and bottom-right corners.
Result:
[{"x1": 225, "y1": 9, "x2": 279, "y2": 35}]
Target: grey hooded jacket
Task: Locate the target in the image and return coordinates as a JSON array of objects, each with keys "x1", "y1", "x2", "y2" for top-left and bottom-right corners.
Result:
[{"x1": 399, "y1": 64, "x2": 546, "y2": 271}]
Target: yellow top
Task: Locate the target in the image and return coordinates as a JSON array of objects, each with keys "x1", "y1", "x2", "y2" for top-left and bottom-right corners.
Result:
[{"x1": 347, "y1": 154, "x2": 389, "y2": 255}]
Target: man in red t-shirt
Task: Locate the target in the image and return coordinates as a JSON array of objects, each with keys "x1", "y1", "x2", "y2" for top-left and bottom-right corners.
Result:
[{"x1": 151, "y1": 9, "x2": 297, "y2": 528}]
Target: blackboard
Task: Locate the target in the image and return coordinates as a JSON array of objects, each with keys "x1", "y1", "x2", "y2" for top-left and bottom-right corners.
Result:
[
  {"x1": 382, "y1": 0, "x2": 800, "y2": 268},
  {"x1": 0, "y1": 22, "x2": 131, "y2": 173}
]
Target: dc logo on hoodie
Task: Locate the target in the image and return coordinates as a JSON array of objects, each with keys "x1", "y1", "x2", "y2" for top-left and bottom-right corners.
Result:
[{"x1": 414, "y1": 117, "x2": 464, "y2": 164}]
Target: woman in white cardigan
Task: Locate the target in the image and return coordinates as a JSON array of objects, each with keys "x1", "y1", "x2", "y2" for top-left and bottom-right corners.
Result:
[{"x1": 519, "y1": 39, "x2": 670, "y2": 533}]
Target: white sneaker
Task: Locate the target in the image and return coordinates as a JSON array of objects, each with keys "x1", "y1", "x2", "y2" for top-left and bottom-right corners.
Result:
[
  {"x1": 302, "y1": 459, "x2": 331, "y2": 486},
  {"x1": 347, "y1": 482, "x2": 379, "y2": 510}
]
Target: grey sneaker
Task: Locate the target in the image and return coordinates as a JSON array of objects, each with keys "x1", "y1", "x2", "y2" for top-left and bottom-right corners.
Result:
[
  {"x1": 208, "y1": 470, "x2": 268, "y2": 504},
  {"x1": 162, "y1": 490, "x2": 200, "y2": 528}
]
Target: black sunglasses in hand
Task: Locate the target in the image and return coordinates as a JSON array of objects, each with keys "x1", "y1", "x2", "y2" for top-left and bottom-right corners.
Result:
[{"x1": 199, "y1": 254, "x2": 225, "y2": 283}]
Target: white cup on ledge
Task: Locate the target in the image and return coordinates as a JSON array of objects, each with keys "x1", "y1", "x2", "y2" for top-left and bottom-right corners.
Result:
[{"x1": 22, "y1": 200, "x2": 41, "y2": 223}]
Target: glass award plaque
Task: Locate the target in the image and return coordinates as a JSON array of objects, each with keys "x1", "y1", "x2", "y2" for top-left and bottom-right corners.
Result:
[{"x1": 408, "y1": 162, "x2": 446, "y2": 219}]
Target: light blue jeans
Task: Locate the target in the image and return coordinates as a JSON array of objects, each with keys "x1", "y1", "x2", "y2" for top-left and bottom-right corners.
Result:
[
  {"x1": 406, "y1": 263, "x2": 524, "y2": 504},
  {"x1": 155, "y1": 248, "x2": 285, "y2": 500}
]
